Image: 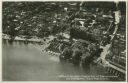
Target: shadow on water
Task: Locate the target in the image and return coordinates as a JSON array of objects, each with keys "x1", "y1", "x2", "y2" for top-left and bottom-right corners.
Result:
[
  {"x1": 2, "y1": 39, "x2": 39, "y2": 46},
  {"x1": 2, "y1": 39, "x2": 122, "y2": 81}
]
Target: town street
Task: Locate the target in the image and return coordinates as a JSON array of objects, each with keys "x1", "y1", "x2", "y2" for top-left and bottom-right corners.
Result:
[{"x1": 2, "y1": 41, "x2": 114, "y2": 81}]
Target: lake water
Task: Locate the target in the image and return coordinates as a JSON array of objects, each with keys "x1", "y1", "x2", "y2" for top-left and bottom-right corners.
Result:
[{"x1": 2, "y1": 40, "x2": 118, "y2": 81}]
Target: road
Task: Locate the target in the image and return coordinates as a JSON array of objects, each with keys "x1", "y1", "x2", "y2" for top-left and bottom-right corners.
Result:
[{"x1": 2, "y1": 40, "x2": 118, "y2": 81}]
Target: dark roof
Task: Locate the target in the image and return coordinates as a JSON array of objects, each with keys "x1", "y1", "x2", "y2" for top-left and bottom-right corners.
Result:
[{"x1": 82, "y1": 2, "x2": 126, "y2": 12}]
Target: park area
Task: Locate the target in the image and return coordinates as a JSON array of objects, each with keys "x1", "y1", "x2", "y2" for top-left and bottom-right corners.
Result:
[{"x1": 2, "y1": 1, "x2": 126, "y2": 81}]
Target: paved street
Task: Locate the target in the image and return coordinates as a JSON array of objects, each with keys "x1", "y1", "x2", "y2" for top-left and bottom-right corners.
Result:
[{"x1": 2, "y1": 41, "x2": 115, "y2": 81}]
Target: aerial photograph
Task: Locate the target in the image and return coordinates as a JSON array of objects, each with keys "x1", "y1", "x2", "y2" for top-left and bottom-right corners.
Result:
[{"x1": 2, "y1": 1, "x2": 126, "y2": 81}]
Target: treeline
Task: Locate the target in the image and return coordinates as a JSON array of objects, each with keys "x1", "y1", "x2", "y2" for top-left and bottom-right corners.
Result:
[{"x1": 2, "y1": 2, "x2": 126, "y2": 40}]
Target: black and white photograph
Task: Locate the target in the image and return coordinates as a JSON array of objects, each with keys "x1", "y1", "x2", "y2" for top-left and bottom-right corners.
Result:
[{"x1": 2, "y1": 0, "x2": 127, "y2": 81}]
